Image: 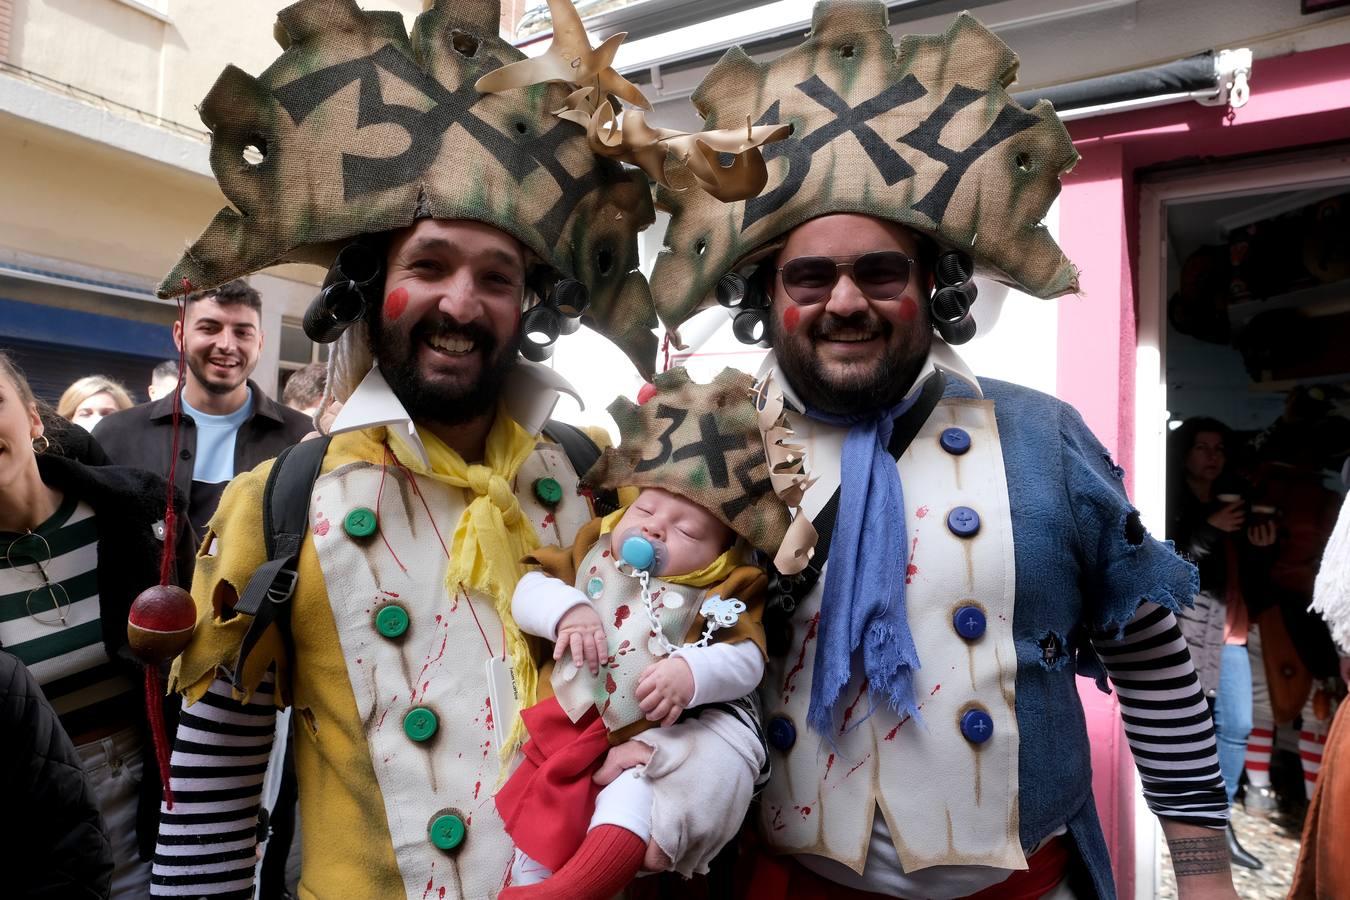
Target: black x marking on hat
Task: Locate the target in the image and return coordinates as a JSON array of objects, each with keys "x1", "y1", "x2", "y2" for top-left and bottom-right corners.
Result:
[
  {"x1": 672, "y1": 412, "x2": 748, "y2": 489},
  {"x1": 274, "y1": 45, "x2": 536, "y2": 201}
]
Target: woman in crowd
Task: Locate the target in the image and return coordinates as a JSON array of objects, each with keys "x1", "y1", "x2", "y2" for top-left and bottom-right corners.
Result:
[
  {"x1": 1, "y1": 648, "x2": 114, "y2": 899},
  {"x1": 0, "y1": 351, "x2": 192, "y2": 897},
  {"x1": 1167, "y1": 415, "x2": 1276, "y2": 869},
  {"x1": 57, "y1": 375, "x2": 134, "y2": 433}
]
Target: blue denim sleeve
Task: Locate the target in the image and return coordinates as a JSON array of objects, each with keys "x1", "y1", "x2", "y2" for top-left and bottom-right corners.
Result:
[{"x1": 1059, "y1": 403, "x2": 1198, "y2": 641}]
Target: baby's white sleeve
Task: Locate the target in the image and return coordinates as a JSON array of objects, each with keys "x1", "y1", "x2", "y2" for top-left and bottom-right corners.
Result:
[
  {"x1": 512, "y1": 570, "x2": 591, "y2": 640},
  {"x1": 672, "y1": 641, "x2": 765, "y2": 707}
]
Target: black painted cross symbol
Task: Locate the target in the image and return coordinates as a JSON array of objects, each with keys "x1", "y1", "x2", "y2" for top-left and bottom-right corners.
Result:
[
  {"x1": 721, "y1": 457, "x2": 772, "y2": 521},
  {"x1": 272, "y1": 45, "x2": 564, "y2": 209},
  {"x1": 520, "y1": 119, "x2": 610, "y2": 245},
  {"x1": 672, "y1": 413, "x2": 747, "y2": 488}
]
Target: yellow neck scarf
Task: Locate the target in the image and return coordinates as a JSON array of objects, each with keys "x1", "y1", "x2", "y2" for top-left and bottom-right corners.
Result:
[
  {"x1": 386, "y1": 404, "x2": 539, "y2": 755},
  {"x1": 599, "y1": 504, "x2": 742, "y2": 588}
]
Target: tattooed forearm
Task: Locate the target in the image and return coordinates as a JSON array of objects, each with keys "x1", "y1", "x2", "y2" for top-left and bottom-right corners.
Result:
[{"x1": 1169, "y1": 834, "x2": 1230, "y2": 876}]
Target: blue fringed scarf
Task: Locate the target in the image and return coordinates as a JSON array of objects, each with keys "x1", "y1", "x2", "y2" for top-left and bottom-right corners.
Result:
[{"x1": 804, "y1": 390, "x2": 925, "y2": 737}]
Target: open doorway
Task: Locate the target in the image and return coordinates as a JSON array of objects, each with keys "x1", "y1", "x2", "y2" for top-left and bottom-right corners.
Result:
[{"x1": 1139, "y1": 158, "x2": 1350, "y2": 896}]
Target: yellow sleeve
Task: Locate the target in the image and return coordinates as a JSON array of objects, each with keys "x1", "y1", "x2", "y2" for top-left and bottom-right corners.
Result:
[{"x1": 168, "y1": 458, "x2": 291, "y2": 708}]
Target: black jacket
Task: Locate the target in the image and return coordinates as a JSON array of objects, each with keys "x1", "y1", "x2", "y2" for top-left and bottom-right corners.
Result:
[
  {"x1": 0, "y1": 650, "x2": 114, "y2": 899},
  {"x1": 17, "y1": 454, "x2": 196, "y2": 861},
  {"x1": 93, "y1": 380, "x2": 312, "y2": 540}
]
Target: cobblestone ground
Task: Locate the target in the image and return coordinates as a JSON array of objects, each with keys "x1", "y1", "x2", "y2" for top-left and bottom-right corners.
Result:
[{"x1": 1157, "y1": 805, "x2": 1302, "y2": 899}]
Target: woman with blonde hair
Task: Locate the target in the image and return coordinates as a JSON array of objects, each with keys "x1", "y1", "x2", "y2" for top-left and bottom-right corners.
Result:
[{"x1": 57, "y1": 375, "x2": 134, "y2": 432}]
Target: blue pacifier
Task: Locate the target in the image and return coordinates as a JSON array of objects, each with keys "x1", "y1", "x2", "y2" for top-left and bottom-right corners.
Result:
[{"x1": 619, "y1": 531, "x2": 668, "y2": 575}]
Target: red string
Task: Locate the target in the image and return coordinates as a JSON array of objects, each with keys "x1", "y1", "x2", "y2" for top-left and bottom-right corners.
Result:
[
  {"x1": 146, "y1": 666, "x2": 175, "y2": 807},
  {"x1": 376, "y1": 449, "x2": 409, "y2": 574},
  {"x1": 147, "y1": 278, "x2": 192, "y2": 810},
  {"x1": 386, "y1": 449, "x2": 496, "y2": 658},
  {"x1": 157, "y1": 279, "x2": 192, "y2": 586}
]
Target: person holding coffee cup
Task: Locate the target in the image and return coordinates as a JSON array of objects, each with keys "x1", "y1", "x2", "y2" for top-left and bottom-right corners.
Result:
[{"x1": 1168, "y1": 416, "x2": 1276, "y2": 869}]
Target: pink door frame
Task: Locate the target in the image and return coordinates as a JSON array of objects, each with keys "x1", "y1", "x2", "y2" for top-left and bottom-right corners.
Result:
[{"x1": 1055, "y1": 41, "x2": 1350, "y2": 897}]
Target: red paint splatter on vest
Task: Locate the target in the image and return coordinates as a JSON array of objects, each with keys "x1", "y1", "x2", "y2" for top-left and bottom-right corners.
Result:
[
  {"x1": 906, "y1": 535, "x2": 920, "y2": 584},
  {"x1": 385, "y1": 286, "x2": 410, "y2": 320},
  {"x1": 614, "y1": 605, "x2": 631, "y2": 629},
  {"x1": 313, "y1": 516, "x2": 330, "y2": 537},
  {"x1": 916, "y1": 505, "x2": 929, "y2": 518},
  {"x1": 824, "y1": 753, "x2": 835, "y2": 780},
  {"x1": 839, "y1": 678, "x2": 869, "y2": 733},
  {"x1": 782, "y1": 612, "x2": 820, "y2": 702}
]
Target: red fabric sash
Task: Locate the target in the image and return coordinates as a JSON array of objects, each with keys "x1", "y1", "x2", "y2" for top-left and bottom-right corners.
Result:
[
  {"x1": 742, "y1": 834, "x2": 1070, "y2": 900},
  {"x1": 494, "y1": 697, "x2": 610, "y2": 872}
]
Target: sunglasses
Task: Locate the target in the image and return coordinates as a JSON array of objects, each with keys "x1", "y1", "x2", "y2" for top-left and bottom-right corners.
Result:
[
  {"x1": 776, "y1": 251, "x2": 913, "y2": 306},
  {"x1": 4, "y1": 531, "x2": 71, "y2": 627}
]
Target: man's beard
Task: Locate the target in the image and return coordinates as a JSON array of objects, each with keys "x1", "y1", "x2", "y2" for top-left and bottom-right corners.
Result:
[
  {"x1": 369, "y1": 312, "x2": 521, "y2": 426},
  {"x1": 769, "y1": 309, "x2": 931, "y2": 415},
  {"x1": 187, "y1": 354, "x2": 247, "y2": 396}
]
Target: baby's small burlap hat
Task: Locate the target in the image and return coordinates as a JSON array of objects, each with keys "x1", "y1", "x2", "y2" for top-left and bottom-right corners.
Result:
[
  {"x1": 158, "y1": 0, "x2": 669, "y2": 371},
  {"x1": 587, "y1": 367, "x2": 816, "y2": 575},
  {"x1": 650, "y1": 1, "x2": 1082, "y2": 334}
]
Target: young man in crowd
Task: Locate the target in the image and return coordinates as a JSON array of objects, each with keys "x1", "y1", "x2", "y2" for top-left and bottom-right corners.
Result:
[{"x1": 94, "y1": 280, "x2": 311, "y2": 540}]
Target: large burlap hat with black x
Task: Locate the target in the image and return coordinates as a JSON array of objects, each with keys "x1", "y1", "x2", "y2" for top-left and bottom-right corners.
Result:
[
  {"x1": 586, "y1": 367, "x2": 815, "y2": 571},
  {"x1": 158, "y1": 0, "x2": 659, "y2": 373},
  {"x1": 650, "y1": 1, "x2": 1082, "y2": 333}
]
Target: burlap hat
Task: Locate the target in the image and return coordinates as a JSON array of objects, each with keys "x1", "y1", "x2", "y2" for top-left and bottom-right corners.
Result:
[
  {"x1": 587, "y1": 367, "x2": 815, "y2": 572},
  {"x1": 159, "y1": 0, "x2": 660, "y2": 373},
  {"x1": 650, "y1": 2, "x2": 1081, "y2": 333}
]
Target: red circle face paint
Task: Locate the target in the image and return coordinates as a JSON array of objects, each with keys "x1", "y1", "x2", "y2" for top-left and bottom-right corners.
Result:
[
  {"x1": 898, "y1": 296, "x2": 919, "y2": 322},
  {"x1": 782, "y1": 305, "x2": 801, "y2": 332},
  {"x1": 384, "y1": 286, "x2": 409, "y2": 320}
]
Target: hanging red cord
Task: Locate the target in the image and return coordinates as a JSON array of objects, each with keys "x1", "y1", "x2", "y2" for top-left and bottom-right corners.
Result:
[{"x1": 126, "y1": 278, "x2": 200, "y2": 809}]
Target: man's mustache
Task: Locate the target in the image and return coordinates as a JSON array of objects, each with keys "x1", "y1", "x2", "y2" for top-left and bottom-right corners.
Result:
[{"x1": 812, "y1": 312, "x2": 892, "y2": 340}]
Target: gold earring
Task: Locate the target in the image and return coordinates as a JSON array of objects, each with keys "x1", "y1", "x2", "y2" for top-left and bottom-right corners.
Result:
[{"x1": 32, "y1": 434, "x2": 50, "y2": 454}]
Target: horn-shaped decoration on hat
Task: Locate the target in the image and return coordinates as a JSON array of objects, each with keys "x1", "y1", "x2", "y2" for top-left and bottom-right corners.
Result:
[
  {"x1": 475, "y1": 0, "x2": 792, "y2": 203},
  {"x1": 650, "y1": 2, "x2": 1082, "y2": 334},
  {"x1": 159, "y1": 0, "x2": 660, "y2": 375}
]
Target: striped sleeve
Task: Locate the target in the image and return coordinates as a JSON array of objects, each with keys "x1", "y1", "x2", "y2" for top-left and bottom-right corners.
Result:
[
  {"x1": 150, "y1": 674, "x2": 277, "y2": 898},
  {"x1": 1089, "y1": 602, "x2": 1229, "y2": 828}
]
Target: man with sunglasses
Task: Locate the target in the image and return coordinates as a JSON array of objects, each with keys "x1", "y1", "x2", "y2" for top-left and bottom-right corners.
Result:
[{"x1": 649, "y1": 6, "x2": 1237, "y2": 899}]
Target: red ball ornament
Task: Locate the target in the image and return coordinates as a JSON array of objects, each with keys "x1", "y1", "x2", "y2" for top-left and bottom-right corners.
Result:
[
  {"x1": 636, "y1": 382, "x2": 658, "y2": 405},
  {"x1": 128, "y1": 584, "x2": 197, "y2": 664}
]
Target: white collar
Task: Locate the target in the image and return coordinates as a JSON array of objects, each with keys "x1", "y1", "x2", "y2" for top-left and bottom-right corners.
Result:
[
  {"x1": 759, "y1": 338, "x2": 982, "y2": 415},
  {"x1": 328, "y1": 361, "x2": 584, "y2": 468}
]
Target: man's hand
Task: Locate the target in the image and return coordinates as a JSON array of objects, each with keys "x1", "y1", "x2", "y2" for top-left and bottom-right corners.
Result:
[
  {"x1": 593, "y1": 739, "x2": 654, "y2": 785},
  {"x1": 636, "y1": 657, "x2": 695, "y2": 727},
  {"x1": 1207, "y1": 501, "x2": 1245, "y2": 533},
  {"x1": 554, "y1": 604, "x2": 607, "y2": 675},
  {"x1": 1162, "y1": 821, "x2": 1239, "y2": 900}
]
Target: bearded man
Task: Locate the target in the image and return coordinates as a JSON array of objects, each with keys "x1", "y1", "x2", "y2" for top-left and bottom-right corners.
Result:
[
  {"x1": 649, "y1": 6, "x2": 1239, "y2": 899},
  {"x1": 142, "y1": 2, "x2": 774, "y2": 897}
]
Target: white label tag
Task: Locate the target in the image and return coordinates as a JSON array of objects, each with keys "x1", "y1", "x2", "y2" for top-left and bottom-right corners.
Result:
[{"x1": 486, "y1": 656, "x2": 519, "y2": 757}]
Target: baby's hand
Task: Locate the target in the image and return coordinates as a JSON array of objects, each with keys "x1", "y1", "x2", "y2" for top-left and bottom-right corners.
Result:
[
  {"x1": 636, "y1": 657, "x2": 695, "y2": 727},
  {"x1": 554, "y1": 604, "x2": 607, "y2": 675}
]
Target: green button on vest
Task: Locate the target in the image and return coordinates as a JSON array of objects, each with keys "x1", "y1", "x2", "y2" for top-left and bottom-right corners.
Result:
[
  {"x1": 533, "y1": 476, "x2": 563, "y2": 508},
  {"x1": 403, "y1": 707, "x2": 438, "y2": 742},
  {"x1": 375, "y1": 604, "x2": 409, "y2": 639},
  {"x1": 343, "y1": 507, "x2": 378, "y2": 538},
  {"x1": 428, "y1": 813, "x2": 466, "y2": 851}
]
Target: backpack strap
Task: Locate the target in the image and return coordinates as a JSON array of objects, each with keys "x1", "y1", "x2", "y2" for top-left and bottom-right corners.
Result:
[
  {"x1": 232, "y1": 436, "x2": 332, "y2": 691},
  {"x1": 540, "y1": 420, "x2": 620, "y2": 517}
]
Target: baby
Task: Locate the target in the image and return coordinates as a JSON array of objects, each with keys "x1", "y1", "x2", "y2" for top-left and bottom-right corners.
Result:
[{"x1": 495, "y1": 368, "x2": 813, "y2": 900}]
